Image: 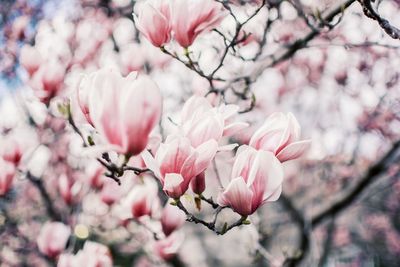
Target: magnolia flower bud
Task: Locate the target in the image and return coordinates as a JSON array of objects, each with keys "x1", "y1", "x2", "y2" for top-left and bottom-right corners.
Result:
[
  {"x1": 37, "y1": 222, "x2": 71, "y2": 258},
  {"x1": 134, "y1": 0, "x2": 172, "y2": 47}
]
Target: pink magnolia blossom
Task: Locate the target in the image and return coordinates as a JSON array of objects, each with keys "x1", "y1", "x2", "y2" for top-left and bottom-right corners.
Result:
[
  {"x1": 57, "y1": 253, "x2": 76, "y2": 267},
  {"x1": 249, "y1": 112, "x2": 311, "y2": 162},
  {"x1": 57, "y1": 241, "x2": 112, "y2": 267},
  {"x1": 75, "y1": 241, "x2": 113, "y2": 267},
  {"x1": 37, "y1": 222, "x2": 71, "y2": 258},
  {"x1": 0, "y1": 159, "x2": 15, "y2": 196},
  {"x1": 171, "y1": 0, "x2": 226, "y2": 47},
  {"x1": 181, "y1": 96, "x2": 248, "y2": 148},
  {"x1": 218, "y1": 146, "x2": 283, "y2": 216},
  {"x1": 76, "y1": 68, "x2": 162, "y2": 156},
  {"x1": 30, "y1": 60, "x2": 65, "y2": 102},
  {"x1": 58, "y1": 174, "x2": 81, "y2": 205},
  {"x1": 120, "y1": 43, "x2": 146, "y2": 74},
  {"x1": 121, "y1": 176, "x2": 160, "y2": 219},
  {"x1": 142, "y1": 136, "x2": 217, "y2": 199},
  {"x1": 20, "y1": 45, "x2": 42, "y2": 76},
  {"x1": 134, "y1": 0, "x2": 172, "y2": 47},
  {"x1": 190, "y1": 171, "x2": 205, "y2": 195},
  {"x1": 100, "y1": 179, "x2": 124, "y2": 205},
  {"x1": 2, "y1": 138, "x2": 22, "y2": 165},
  {"x1": 161, "y1": 203, "x2": 186, "y2": 236},
  {"x1": 87, "y1": 165, "x2": 105, "y2": 189},
  {"x1": 153, "y1": 232, "x2": 184, "y2": 260}
]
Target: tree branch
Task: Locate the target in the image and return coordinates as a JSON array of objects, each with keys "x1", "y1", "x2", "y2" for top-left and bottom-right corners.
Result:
[
  {"x1": 279, "y1": 194, "x2": 310, "y2": 267},
  {"x1": 26, "y1": 172, "x2": 63, "y2": 222},
  {"x1": 357, "y1": 0, "x2": 400, "y2": 40},
  {"x1": 311, "y1": 139, "x2": 400, "y2": 227},
  {"x1": 248, "y1": 0, "x2": 356, "y2": 82}
]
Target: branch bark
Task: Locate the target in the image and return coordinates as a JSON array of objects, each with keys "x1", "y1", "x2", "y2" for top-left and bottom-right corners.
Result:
[
  {"x1": 248, "y1": 0, "x2": 356, "y2": 82},
  {"x1": 279, "y1": 139, "x2": 400, "y2": 266},
  {"x1": 357, "y1": 0, "x2": 400, "y2": 40},
  {"x1": 311, "y1": 139, "x2": 400, "y2": 227},
  {"x1": 26, "y1": 172, "x2": 63, "y2": 222}
]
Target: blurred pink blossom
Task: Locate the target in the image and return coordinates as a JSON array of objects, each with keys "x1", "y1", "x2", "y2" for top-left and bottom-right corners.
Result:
[
  {"x1": 0, "y1": 159, "x2": 15, "y2": 196},
  {"x1": 37, "y1": 222, "x2": 71, "y2": 258},
  {"x1": 153, "y1": 232, "x2": 184, "y2": 260},
  {"x1": 19, "y1": 45, "x2": 42, "y2": 76},
  {"x1": 161, "y1": 203, "x2": 186, "y2": 236}
]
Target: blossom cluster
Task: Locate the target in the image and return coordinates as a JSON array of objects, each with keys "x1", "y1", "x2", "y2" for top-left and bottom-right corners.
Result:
[{"x1": 5, "y1": 0, "x2": 399, "y2": 266}]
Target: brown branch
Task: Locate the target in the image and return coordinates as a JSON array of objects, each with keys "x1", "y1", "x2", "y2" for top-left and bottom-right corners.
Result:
[
  {"x1": 247, "y1": 0, "x2": 356, "y2": 82},
  {"x1": 175, "y1": 199, "x2": 246, "y2": 235},
  {"x1": 279, "y1": 194, "x2": 310, "y2": 267},
  {"x1": 279, "y1": 139, "x2": 400, "y2": 266},
  {"x1": 357, "y1": 0, "x2": 400, "y2": 40},
  {"x1": 26, "y1": 172, "x2": 63, "y2": 222},
  {"x1": 311, "y1": 139, "x2": 400, "y2": 227},
  {"x1": 318, "y1": 217, "x2": 335, "y2": 267},
  {"x1": 199, "y1": 195, "x2": 219, "y2": 209}
]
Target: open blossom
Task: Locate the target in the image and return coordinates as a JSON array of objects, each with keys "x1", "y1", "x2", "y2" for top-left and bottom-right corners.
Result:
[
  {"x1": 180, "y1": 96, "x2": 248, "y2": 148},
  {"x1": 75, "y1": 68, "x2": 162, "y2": 156},
  {"x1": 249, "y1": 112, "x2": 311, "y2": 162},
  {"x1": 218, "y1": 146, "x2": 283, "y2": 216},
  {"x1": 142, "y1": 135, "x2": 217, "y2": 199},
  {"x1": 171, "y1": 0, "x2": 226, "y2": 47},
  {"x1": 134, "y1": 0, "x2": 171, "y2": 47},
  {"x1": 30, "y1": 60, "x2": 66, "y2": 102},
  {"x1": 161, "y1": 203, "x2": 186, "y2": 236},
  {"x1": 37, "y1": 222, "x2": 71, "y2": 258},
  {"x1": 0, "y1": 159, "x2": 15, "y2": 196},
  {"x1": 121, "y1": 176, "x2": 160, "y2": 219}
]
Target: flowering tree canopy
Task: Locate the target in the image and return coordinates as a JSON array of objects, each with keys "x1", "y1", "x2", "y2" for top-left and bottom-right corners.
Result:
[{"x1": 1, "y1": 0, "x2": 400, "y2": 266}]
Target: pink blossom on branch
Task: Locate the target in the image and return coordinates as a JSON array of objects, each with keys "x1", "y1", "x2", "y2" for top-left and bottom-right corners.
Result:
[
  {"x1": 218, "y1": 146, "x2": 283, "y2": 216},
  {"x1": 249, "y1": 112, "x2": 311, "y2": 162},
  {"x1": 142, "y1": 136, "x2": 217, "y2": 199},
  {"x1": 171, "y1": 0, "x2": 226, "y2": 48},
  {"x1": 75, "y1": 68, "x2": 163, "y2": 156},
  {"x1": 134, "y1": 0, "x2": 172, "y2": 47},
  {"x1": 180, "y1": 96, "x2": 248, "y2": 148}
]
